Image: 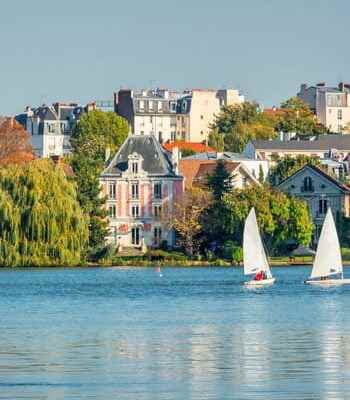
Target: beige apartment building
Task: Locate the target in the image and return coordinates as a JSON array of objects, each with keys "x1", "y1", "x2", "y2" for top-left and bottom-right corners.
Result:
[
  {"x1": 115, "y1": 88, "x2": 243, "y2": 144},
  {"x1": 298, "y1": 82, "x2": 350, "y2": 133}
]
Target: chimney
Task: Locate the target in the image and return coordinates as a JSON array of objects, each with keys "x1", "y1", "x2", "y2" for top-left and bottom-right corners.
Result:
[
  {"x1": 172, "y1": 147, "x2": 179, "y2": 174},
  {"x1": 339, "y1": 82, "x2": 345, "y2": 91}
]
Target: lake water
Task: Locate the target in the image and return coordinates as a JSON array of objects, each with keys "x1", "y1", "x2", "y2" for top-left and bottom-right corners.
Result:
[{"x1": 1, "y1": 266, "x2": 350, "y2": 399}]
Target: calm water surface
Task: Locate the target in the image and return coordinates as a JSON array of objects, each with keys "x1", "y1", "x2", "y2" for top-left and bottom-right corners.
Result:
[{"x1": 1, "y1": 266, "x2": 350, "y2": 399}]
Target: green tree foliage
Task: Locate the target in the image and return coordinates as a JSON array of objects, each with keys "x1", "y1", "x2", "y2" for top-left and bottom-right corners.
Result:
[
  {"x1": 210, "y1": 102, "x2": 277, "y2": 152},
  {"x1": 222, "y1": 186, "x2": 313, "y2": 253},
  {"x1": 70, "y1": 110, "x2": 129, "y2": 251},
  {"x1": 202, "y1": 161, "x2": 233, "y2": 250},
  {"x1": 277, "y1": 97, "x2": 328, "y2": 136},
  {"x1": 207, "y1": 160, "x2": 232, "y2": 200},
  {"x1": 268, "y1": 155, "x2": 321, "y2": 185},
  {"x1": 208, "y1": 128, "x2": 224, "y2": 151},
  {"x1": 0, "y1": 159, "x2": 88, "y2": 266}
]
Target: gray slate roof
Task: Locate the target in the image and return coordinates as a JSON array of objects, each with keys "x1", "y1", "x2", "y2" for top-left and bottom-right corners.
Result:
[
  {"x1": 251, "y1": 135, "x2": 350, "y2": 151},
  {"x1": 103, "y1": 135, "x2": 177, "y2": 177},
  {"x1": 182, "y1": 151, "x2": 252, "y2": 161}
]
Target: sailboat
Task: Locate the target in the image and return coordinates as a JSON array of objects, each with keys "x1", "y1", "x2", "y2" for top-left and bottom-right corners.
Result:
[
  {"x1": 243, "y1": 208, "x2": 275, "y2": 286},
  {"x1": 305, "y1": 207, "x2": 350, "y2": 285}
]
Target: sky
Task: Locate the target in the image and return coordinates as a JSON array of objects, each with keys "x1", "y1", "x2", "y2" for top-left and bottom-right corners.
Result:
[{"x1": 1, "y1": 0, "x2": 350, "y2": 115}]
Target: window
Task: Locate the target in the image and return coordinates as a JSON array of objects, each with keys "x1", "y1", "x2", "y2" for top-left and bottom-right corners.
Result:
[
  {"x1": 171, "y1": 131, "x2": 176, "y2": 141},
  {"x1": 109, "y1": 182, "x2": 116, "y2": 199},
  {"x1": 132, "y1": 162, "x2": 138, "y2": 174},
  {"x1": 154, "y1": 182, "x2": 162, "y2": 199},
  {"x1": 302, "y1": 177, "x2": 313, "y2": 192},
  {"x1": 319, "y1": 199, "x2": 328, "y2": 215},
  {"x1": 109, "y1": 205, "x2": 116, "y2": 218},
  {"x1": 158, "y1": 101, "x2": 162, "y2": 112},
  {"x1": 154, "y1": 205, "x2": 162, "y2": 218},
  {"x1": 131, "y1": 183, "x2": 139, "y2": 199},
  {"x1": 158, "y1": 131, "x2": 163, "y2": 143},
  {"x1": 131, "y1": 227, "x2": 140, "y2": 245},
  {"x1": 149, "y1": 116, "x2": 153, "y2": 123},
  {"x1": 139, "y1": 100, "x2": 144, "y2": 110},
  {"x1": 338, "y1": 109, "x2": 342, "y2": 120},
  {"x1": 200, "y1": 115, "x2": 204, "y2": 120},
  {"x1": 154, "y1": 227, "x2": 162, "y2": 245},
  {"x1": 132, "y1": 205, "x2": 139, "y2": 217},
  {"x1": 149, "y1": 100, "x2": 153, "y2": 110},
  {"x1": 170, "y1": 101, "x2": 177, "y2": 112}
]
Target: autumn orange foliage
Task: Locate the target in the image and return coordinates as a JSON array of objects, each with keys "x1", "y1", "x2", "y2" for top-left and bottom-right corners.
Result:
[{"x1": 0, "y1": 117, "x2": 35, "y2": 166}]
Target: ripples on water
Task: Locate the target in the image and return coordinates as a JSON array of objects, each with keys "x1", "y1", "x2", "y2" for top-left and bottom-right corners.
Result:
[{"x1": 0, "y1": 266, "x2": 350, "y2": 399}]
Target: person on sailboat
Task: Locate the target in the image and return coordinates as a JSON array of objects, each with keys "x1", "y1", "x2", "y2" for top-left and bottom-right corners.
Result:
[{"x1": 254, "y1": 270, "x2": 266, "y2": 281}]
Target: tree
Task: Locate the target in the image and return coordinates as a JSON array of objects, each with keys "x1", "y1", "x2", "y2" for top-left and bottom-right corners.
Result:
[
  {"x1": 258, "y1": 164, "x2": 265, "y2": 184},
  {"x1": 207, "y1": 160, "x2": 232, "y2": 200},
  {"x1": 210, "y1": 102, "x2": 276, "y2": 152},
  {"x1": 268, "y1": 155, "x2": 321, "y2": 185},
  {"x1": 208, "y1": 128, "x2": 224, "y2": 151},
  {"x1": 277, "y1": 97, "x2": 328, "y2": 136},
  {"x1": 70, "y1": 110, "x2": 129, "y2": 163},
  {"x1": 0, "y1": 159, "x2": 88, "y2": 266},
  {"x1": 70, "y1": 110, "x2": 129, "y2": 251},
  {"x1": 0, "y1": 117, "x2": 34, "y2": 166},
  {"x1": 222, "y1": 186, "x2": 313, "y2": 253},
  {"x1": 170, "y1": 187, "x2": 212, "y2": 256}
]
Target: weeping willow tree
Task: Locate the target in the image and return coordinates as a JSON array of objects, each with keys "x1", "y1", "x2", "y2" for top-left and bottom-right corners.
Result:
[{"x1": 0, "y1": 159, "x2": 88, "y2": 266}]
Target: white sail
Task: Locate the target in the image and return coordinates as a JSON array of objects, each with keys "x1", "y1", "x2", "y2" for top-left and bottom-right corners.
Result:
[
  {"x1": 310, "y1": 208, "x2": 343, "y2": 279},
  {"x1": 243, "y1": 208, "x2": 272, "y2": 278}
]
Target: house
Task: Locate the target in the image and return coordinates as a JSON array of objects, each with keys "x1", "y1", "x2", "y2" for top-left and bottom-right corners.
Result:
[
  {"x1": 16, "y1": 102, "x2": 86, "y2": 157},
  {"x1": 297, "y1": 82, "x2": 350, "y2": 133},
  {"x1": 243, "y1": 135, "x2": 350, "y2": 163},
  {"x1": 179, "y1": 159, "x2": 259, "y2": 189},
  {"x1": 181, "y1": 151, "x2": 269, "y2": 181},
  {"x1": 277, "y1": 165, "x2": 350, "y2": 241},
  {"x1": 115, "y1": 88, "x2": 243, "y2": 143},
  {"x1": 99, "y1": 135, "x2": 183, "y2": 250}
]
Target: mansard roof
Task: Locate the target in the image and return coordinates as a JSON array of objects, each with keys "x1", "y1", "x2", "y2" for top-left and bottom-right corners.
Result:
[{"x1": 102, "y1": 135, "x2": 178, "y2": 177}]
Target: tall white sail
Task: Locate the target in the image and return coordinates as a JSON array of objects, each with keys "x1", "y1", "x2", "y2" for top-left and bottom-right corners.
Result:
[
  {"x1": 243, "y1": 208, "x2": 272, "y2": 278},
  {"x1": 310, "y1": 208, "x2": 343, "y2": 279}
]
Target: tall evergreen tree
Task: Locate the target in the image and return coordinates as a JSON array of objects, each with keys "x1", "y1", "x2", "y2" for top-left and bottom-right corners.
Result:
[
  {"x1": 207, "y1": 160, "x2": 231, "y2": 200},
  {"x1": 70, "y1": 110, "x2": 129, "y2": 251}
]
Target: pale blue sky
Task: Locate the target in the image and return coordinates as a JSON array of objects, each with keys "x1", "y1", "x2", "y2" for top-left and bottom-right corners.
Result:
[{"x1": 1, "y1": 0, "x2": 349, "y2": 115}]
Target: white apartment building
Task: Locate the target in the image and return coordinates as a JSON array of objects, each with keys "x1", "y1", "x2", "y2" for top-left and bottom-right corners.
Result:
[
  {"x1": 115, "y1": 88, "x2": 244, "y2": 144},
  {"x1": 16, "y1": 103, "x2": 85, "y2": 157},
  {"x1": 298, "y1": 82, "x2": 350, "y2": 133}
]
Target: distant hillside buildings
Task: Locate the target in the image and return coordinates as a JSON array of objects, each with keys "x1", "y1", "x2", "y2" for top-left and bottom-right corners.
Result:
[
  {"x1": 298, "y1": 82, "x2": 350, "y2": 133},
  {"x1": 115, "y1": 88, "x2": 244, "y2": 143}
]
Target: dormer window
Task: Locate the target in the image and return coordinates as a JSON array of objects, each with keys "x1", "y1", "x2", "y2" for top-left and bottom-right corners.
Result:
[{"x1": 132, "y1": 162, "x2": 138, "y2": 174}]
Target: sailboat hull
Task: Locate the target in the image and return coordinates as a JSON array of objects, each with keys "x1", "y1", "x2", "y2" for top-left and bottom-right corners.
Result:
[
  {"x1": 244, "y1": 278, "x2": 276, "y2": 287},
  {"x1": 305, "y1": 278, "x2": 350, "y2": 286}
]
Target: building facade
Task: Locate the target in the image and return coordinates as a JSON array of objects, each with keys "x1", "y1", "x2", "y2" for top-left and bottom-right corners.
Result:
[
  {"x1": 278, "y1": 165, "x2": 350, "y2": 241},
  {"x1": 298, "y1": 82, "x2": 350, "y2": 133},
  {"x1": 100, "y1": 135, "x2": 183, "y2": 250},
  {"x1": 16, "y1": 102, "x2": 86, "y2": 157},
  {"x1": 115, "y1": 88, "x2": 243, "y2": 143}
]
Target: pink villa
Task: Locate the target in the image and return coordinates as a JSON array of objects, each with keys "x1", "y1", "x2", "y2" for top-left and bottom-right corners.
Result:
[{"x1": 100, "y1": 135, "x2": 183, "y2": 250}]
